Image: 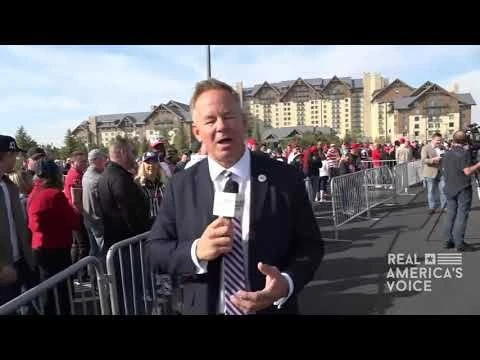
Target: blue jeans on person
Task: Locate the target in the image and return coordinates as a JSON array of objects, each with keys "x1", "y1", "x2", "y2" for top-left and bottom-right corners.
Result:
[
  {"x1": 425, "y1": 175, "x2": 446, "y2": 210},
  {"x1": 444, "y1": 186, "x2": 472, "y2": 248},
  {"x1": 310, "y1": 175, "x2": 319, "y2": 199},
  {"x1": 84, "y1": 220, "x2": 105, "y2": 257}
]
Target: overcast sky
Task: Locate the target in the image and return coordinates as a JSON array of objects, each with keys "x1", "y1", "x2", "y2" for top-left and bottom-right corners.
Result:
[{"x1": 0, "y1": 45, "x2": 478, "y2": 146}]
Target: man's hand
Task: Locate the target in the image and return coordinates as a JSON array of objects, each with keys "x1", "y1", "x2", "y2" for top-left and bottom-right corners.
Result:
[
  {"x1": 0, "y1": 264, "x2": 17, "y2": 286},
  {"x1": 431, "y1": 156, "x2": 442, "y2": 164},
  {"x1": 230, "y1": 262, "x2": 289, "y2": 313},
  {"x1": 196, "y1": 217, "x2": 233, "y2": 261}
]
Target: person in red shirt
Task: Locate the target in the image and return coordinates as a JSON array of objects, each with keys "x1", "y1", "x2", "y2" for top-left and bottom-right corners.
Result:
[
  {"x1": 28, "y1": 159, "x2": 81, "y2": 314},
  {"x1": 63, "y1": 151, "x2": 89, "y2": 270},
  {"x1": 371, "y1": 143, "x2": 383, "y2": 168}
]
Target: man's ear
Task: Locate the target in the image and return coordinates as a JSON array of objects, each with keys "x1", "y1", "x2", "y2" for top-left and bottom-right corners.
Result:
[{"x1": 192, "y1": 124, "x2": 203, "y2": 143}]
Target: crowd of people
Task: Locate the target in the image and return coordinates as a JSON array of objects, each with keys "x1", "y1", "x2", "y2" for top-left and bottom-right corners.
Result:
[
  {"x1": 247, "y1": 137, "x2": 427, "y2": 202},
  {"x1": 0, "y1": 134, "x2": 209, "y2": 312},
  {"x1": 1, "y1": 79, "x2": 478, "y2": 315}
]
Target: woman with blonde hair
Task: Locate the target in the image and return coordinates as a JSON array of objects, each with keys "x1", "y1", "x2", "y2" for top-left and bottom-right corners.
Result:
[
  {"x1": 135, "y1": 152, "x2": 168, "y2": 226},
  {"x1": 8, "y1": 170, "x2": 33, "y2": 217}
]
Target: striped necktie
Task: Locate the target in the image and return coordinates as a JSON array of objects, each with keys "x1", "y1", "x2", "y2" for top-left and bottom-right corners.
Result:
[{"x1": 223, "y1": 171, "x2": 247, "y2": 315}]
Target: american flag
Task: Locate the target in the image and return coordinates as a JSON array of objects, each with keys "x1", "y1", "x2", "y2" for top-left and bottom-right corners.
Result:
[{"x1": 436, "y1": 253, "x2": 462, "y2": 265}]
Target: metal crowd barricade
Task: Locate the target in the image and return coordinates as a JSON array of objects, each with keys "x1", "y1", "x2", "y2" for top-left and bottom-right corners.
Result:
[
  {"x1": 363, "y1": 166, "x2": 396, "y2": 209},
  {"x1": 330, "y1": 166, "x2": 396, "y2": 240},
  {"x1": 0, "y1": 256, "x2": 109, "y2": 316},
  {"x1": 393, "y1": 160, "x2": 423, "y2": 195},
  {"x1": 105, "y1": 231, "x2": 179, "y2": 315},
  {"x1": 360, "y1": 160, "x2": 397, "y2": 170},
  {"x1": 331, "y1": 170, "x2": 368, "y2": 239}
]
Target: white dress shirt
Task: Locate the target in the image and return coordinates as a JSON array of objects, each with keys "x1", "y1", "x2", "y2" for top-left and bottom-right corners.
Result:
[
  {"x1": 0, "y1": 179, "x2": 20, "y2": 262},
  {"x1": 190, "y1": 147, "x2": 294, "y2": 314},
  {"x1": 184, "y1": 154, "x2": 208, "y2": 170}
]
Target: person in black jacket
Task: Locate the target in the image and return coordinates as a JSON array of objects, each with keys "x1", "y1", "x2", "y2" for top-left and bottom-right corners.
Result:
[
  {"x1": 97, "y1": 138, "x2": 150, "y2": 314},
  {"x1": 98, "y1": 138, "x2": 150, "y2": 249}
]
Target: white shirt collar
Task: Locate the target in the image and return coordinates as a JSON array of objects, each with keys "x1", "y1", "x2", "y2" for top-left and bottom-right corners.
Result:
[{"x1": 208, "y1": 146, "x2": 251, "y2": 182}]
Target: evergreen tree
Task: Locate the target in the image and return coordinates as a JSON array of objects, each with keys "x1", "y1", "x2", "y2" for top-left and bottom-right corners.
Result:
[
  {"x1": 343, "y1": 130, "x2": 353, "y2": 145},
  {"x1": 139, "y1": 136, "x2": 149, "y2": 155},
  {"x1": 98, "y1": 145, "x2": 109, "y2": 155},
  {"x1": 298, "y1": 132, "x2": 318, "y2": 147},
  {"x1": 61, "y1": 129, "x2": 87, "y2": 159},
  {"x1": 129, "y1": 136, "x2": 141, "y2": 157},
  {"x1": 174, "y1": 125, "x2": 187, "y2": 152},
  {"x1": 15, "y1": 126, "x2": 38, "y2": 151},
  {"x1": 43, "y1": 143, "x2": 61, "y2": 159},
  {"x1": 159, "y1": 127, "x2": 170, "y2": 144}
]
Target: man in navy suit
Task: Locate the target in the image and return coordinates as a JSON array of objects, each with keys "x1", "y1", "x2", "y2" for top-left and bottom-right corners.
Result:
[{"x1": 146, "y1": 78, "x2": 324, "y2": 315}]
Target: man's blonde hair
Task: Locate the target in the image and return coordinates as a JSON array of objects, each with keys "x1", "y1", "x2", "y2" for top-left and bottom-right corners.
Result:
[{"x1": 190, "y1": 78, "x2": 241, "y2": 111}]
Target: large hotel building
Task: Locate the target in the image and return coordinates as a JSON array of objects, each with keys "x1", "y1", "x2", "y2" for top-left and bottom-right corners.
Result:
[
  {"x1": 72, "y1": 73, "x2": 475, "y2": 147},
  {"x1": 237, "y1": 72, "x2": 476, "y2": 142}
]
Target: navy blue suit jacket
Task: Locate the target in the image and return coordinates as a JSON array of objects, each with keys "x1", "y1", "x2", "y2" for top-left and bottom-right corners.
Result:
[{"x1": 146, "y1": 151, "x2": 324, "y2": 314}]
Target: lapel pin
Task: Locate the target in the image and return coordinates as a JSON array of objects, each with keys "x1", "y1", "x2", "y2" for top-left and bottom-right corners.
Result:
[{"x1": 258, "y1": 174, "x2": 267, "y2": 182}]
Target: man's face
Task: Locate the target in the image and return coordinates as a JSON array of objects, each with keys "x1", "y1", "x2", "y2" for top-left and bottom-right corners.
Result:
[
  {"x1": 93, "y1": 157, "x2": 107, "y2": 172},
  {"x1": 73, "y1": 155, "x2": 88, "y2": 172},
  {"x1": 27, "y1": 157, "x2": 41, "y2": 171},
  {"x1": 432, "y1": 136, "x2": 442, "y2": 148},
  {"x1": 153, "y1": 143, "x2": 166, "y2": 160},
  {"x1": 0, "y1": 152, "x2": 17, "y2": 173},
  {"x1": 192, "y1": 89, "x2": 247, "y2": 167}
]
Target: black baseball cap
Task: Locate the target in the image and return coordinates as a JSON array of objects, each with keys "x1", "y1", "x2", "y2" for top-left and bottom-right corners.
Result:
[
  {"x1": 0, "y1": 135, "x2": 25, "y2": 153},
  {"x1": 27, "y1": 146, "x2": 46, "y2": 160},
  {"x1": 142, "y1": 151, "x2": 158, "y2": 162}
]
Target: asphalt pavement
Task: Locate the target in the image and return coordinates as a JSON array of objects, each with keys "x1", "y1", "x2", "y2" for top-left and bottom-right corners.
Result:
[{"x1": 300, "y1": 185, "x2": 480, "y2": 315}]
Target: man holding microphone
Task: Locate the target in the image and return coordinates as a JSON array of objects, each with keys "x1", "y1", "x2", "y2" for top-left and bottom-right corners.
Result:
[{"x1": 146, "y1": 79, "x2": 324, "y2": 315}]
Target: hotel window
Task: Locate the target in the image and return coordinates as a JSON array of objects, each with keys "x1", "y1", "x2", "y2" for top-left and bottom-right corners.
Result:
[
  {"x1": 414, "y1": 131, "x2": 419, "y2": 136},
  {"x1": 415, "y1": 117, "x2": 420, "y2": 122},
  {"x1": 414, "y1": 124, "x2": 420, "y2": 129},
  {"x1": 449, "y1": 122, "x2": 454, "y2": 128}
]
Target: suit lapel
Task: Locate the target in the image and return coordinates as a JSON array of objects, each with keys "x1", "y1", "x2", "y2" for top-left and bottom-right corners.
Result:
[
  {"x1": 196, "y1": 159, "x2": 215, "y2": 227},
  {"x1": 249, "y1": 153, "x2": 268, "y2": 240},
  {"x1": 195, "y1": 159, "x2": 221, "y2": 314}
]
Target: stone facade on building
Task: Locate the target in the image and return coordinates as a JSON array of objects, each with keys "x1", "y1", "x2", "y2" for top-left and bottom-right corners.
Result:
[
  {"x1": 72, "y1": 100, "x2": 192, "y2": 149},
  {"x1": 238, "y1": 73, "x2": 476, "y2": 142}
]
